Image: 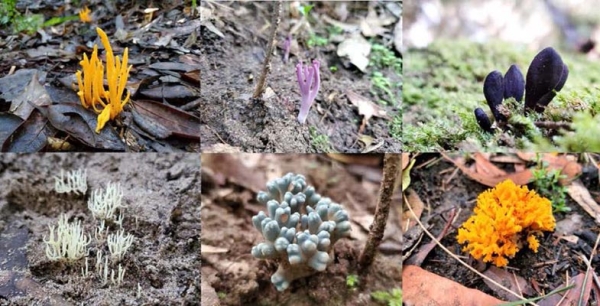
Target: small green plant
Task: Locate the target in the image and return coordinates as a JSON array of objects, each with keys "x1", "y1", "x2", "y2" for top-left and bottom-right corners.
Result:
[
  {"x1": 217, "y1": 292, "x2": 226, "y2": 299},
  {"x1": 531, "y1": 155, "x2": 570, "y2": 213},
  {"x1": 370, "y1": 44, "x2": 402, "y2": 75},
  {"x1": 299, "y1": 4, "x2": 314, "y2": 17},
  {"x1": 307, "y1": 33, "x2": 328, "y2": 48},
  {"x1": 309, "y1": 126, "x2": 332, "y2": 152},
  {"x1": 371, "y1": 72, "x2": 396, "y2": 105},
  {"x1": 346, "y1": 274, "x2": 359, "y2": 289},
  {"x1": 371, "y1": 288, "x2": 402, "y2": 306},
  {"x1": 329, "y1": 66, "x2": 338, "y2": 72}
]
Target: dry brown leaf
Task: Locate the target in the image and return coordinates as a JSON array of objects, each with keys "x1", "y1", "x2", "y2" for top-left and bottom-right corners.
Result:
[
  {"x1": 442, "y1": 153, "x2": 582, "y2": 188},
  {"x1": 483, "y1": 266, "x2": 534, "y2": 301},
  {"x1": 402, "y1": 153, "x2": 410, "y2": 170},
  {"x1": 403, "y1": 265, "x2": 504, "y2": 306},
  {"x1": 202, "y1": 154, "x2": 266, "y2": 193},
  {"x1": 402, "y1": 189, "x2": 424, "y2": 231},
  {"x1": 566, "y1": 180, "x2": 600, "y2": 223},
  {"x1": 539, "y1": 273, "x2": 592, "y2": 306},
  {"x1": 346, "y1": 90, "x2": 389, "y2": 133}
]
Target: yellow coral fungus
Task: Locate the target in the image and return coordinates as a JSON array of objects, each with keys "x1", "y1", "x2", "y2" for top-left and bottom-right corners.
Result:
[
  {"x1": 76, "y1": 27, "x2": 131, "y2": 133},
  {"x1": 456, "y1": 179, "x2": 555, "y2": 267},
  {"x1": 79, "y1": 7, "x2": 92, "y2": 23}
]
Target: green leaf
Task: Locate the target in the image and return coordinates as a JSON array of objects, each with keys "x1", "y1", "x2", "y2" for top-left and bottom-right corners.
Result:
[
  {"x1": 402, "y1": 158, "x2": 416, "y2": 192},
  {"x1": 300, "y1": 4, "x2": 314, "y2": 17}
]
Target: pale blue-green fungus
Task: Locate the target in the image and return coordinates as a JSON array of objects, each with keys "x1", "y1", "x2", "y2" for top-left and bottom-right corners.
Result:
[{"x1": 251, "y1": 173, "x2": 351, "y2": 291}]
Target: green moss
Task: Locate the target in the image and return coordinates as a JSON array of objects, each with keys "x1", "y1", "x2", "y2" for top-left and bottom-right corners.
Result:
[{"x1": 403, "y1": 39, "x2": 600, "y2": 151}]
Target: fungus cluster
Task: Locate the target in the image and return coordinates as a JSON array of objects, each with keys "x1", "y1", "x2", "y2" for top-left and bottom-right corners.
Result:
[
  {"x1": 475, "y1": 47, "x2": 569, "y2": 132},
  {"x1": 251, "y1": 173, "x2": 351, "y2": 291},
  {"x1": 456, "y1": 180, "x2": 556, "y2": 267}
]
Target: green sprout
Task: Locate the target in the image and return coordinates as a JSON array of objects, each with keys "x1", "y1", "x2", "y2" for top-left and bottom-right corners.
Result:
[
  {"x1": 299, "y1": 4, "x2": 314, "y2": 17},
  {"x1": 309, "y1": 126, "x2": 332, "y2": 152},
  {"x1": 371, "y1": 71, "x2": 396, "y2": 105},
  {"x1": 329, "y1": 66, "x2": 338, "y2": 72},
  {"x1": 307, "y1": 33, "x2": 328, "y2": 48},
  {"x1": 370, "y1": 44, "x2": 402, "y2": 75},
  {"x1": 346, "y1": 274, "x2": 359, "y2": 289},
  {"x1": 371, "y1": 288, "x2": 402, "y2": 306},
  {"x1": 531, "y1": 154, "x2": 570, "y2": 213}
]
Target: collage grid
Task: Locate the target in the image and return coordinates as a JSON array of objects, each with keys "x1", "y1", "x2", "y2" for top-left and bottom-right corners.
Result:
[{"x1": 0, "y1": 0, "x2": 599, "y2": 305}]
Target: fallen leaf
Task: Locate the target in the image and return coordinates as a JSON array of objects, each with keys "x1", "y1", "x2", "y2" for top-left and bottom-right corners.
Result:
[
  {"x1": 346, "y1": 90, "x2": 389, "y2": 132},
  {"x1": 402, "y1": 153, "x2": 410, "y2": 170},
  {"x1": 139, "y1": 84, "x2": 199, "y2": 105},
  {"x1": 555, "y1": 213, "x2": 584, "y2": 236},
  {"x1": 337, "y1": 35, "x2": 371, "y2": 72},
  {"x1": 132, "y1": 99, "x2": 200, "y2": 140},
  {"x1": 43, "y1": 103, "x2": 125, "y2": 151},
  {"x1": 539, "y1": 273, "x2": 592, "y2": 306},
  {"x1": 483, "y1": 266, "x2": 534, "y2": 301},
  {"x1": 0, "y1": 114, "x2": 23, "y2": 148},
  {"x1": 9, "y1": 72, "x2": 52, "y2": 120},
  {"x1": 402, "y1": 189, "x2": 423, "y2": 231},
  {"x1": 566, "y1": 180, "x2": 600, "y2": 223},
  {"x1": 3, "y1": 109, "x2": 53, "y2": 152},
  {"x1": 403, "y1": 265, "x2": 504, "y2": 306},
  {"x1": 402, "y1": 158, "x2": 416, "y2": 192}
]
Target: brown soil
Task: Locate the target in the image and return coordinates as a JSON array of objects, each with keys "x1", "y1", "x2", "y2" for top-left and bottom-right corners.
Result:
[
  {"x1": 199, "y1": 2, "x2": 400, "y2": 153},
  {"x1": 405, "y1": 153, "x2": 600, "y2": 301},
  {"x1": 201, "y1": 154, "x2": 401, "y2": 305},
  {"x1": 0, "y1": 153, "x2": 200, "y2": 305}
]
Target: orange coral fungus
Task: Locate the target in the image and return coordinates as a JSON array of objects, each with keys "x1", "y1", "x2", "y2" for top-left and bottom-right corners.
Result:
[
  {"x1": 75, "y1": 27, "x2": 131, "y2": 133},
  {"x1": 79, "y1": 7, "x2": 92, "y2": 23},
  {"x1": 456, "y1": 179, "x2": 555, "y2": 267}
]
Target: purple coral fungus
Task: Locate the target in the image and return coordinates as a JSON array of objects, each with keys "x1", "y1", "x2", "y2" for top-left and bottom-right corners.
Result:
[{"x1": 296, "y1": 60, "x2": 321, "y2": 124}]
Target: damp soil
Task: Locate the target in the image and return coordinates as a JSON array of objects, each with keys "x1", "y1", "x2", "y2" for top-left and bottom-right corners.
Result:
[
  {"x1": 0, "y1": 153, "x2": 200, "y2": 305},
  {"x1": 200, "y1": 154, "x2": 401, "y2": 306},
  {"x1": 199, "y1": 2, "x2": 400, "y2": 153},
  {"x1": 406, "y1": 153, "x2": 600, "y2": 301}
]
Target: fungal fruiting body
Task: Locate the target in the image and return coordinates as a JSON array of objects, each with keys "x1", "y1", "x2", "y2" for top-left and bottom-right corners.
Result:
[
  {"x1": 475, "y1": 47, "x2": 568, "y2": 132},
  {"x1": 251, "y1": 173, "x2": 351, "y2": 291},
  {"x1": 456, "y1": 179, "x2": 556, "y2": 267}
]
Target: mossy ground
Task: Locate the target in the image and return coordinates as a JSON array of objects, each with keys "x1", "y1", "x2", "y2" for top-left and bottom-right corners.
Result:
[{"x1": 402, "y1": 39, "x2": 600, "y2": 151}]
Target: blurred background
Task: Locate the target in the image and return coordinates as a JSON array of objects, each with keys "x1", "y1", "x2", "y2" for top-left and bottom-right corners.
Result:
[{"x1": 404, "y1": 0, "x2": 600, "y2": 57}]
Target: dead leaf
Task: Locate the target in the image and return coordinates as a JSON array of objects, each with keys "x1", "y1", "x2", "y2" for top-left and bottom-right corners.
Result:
[
  {"x1": 539, "y1": 273, "x2": 592, "y2": 306},
  {"x1": 0, "y1": 114, "x2": 23, "y2": 149},
  {"x1": 42, "y1": 103, "x2": 126, "y2": 151},
  {"x1": 566, "y1": 180, "x2": 600, "y2": 223},
  {"x1": 403, "y1": 265, "x2": 504, "y2": 306},
  {"x1": 346, "y1": 90, "x2": 389, "y2": 133},
  {"x1": 483, "y1": 266, "x2": 534, "y2": 301},
  {"x1": 555, "y1": 214, "x2": 584, "y2": 236},
  {"x1": 9, "y1": 72, "x2": 52, "y2": 120},
  {"x1": 402, "y1": 189, "x2": 424, "y2": 231},
  {"x1": 442, "y1": 153, "x2": 581, "y2": 188},
  {"x1": 402, "y1": 153, "x2": 410, "y2": 170},
  {"x1": 3, "y1": 109, "x2": 53, "y2": 152},
  {"x1": 337, "y1": 35, "x2": 371, "y2": 72},
  {"x1": 132, "y1": 99, "x2": 200, "y2": 140}
]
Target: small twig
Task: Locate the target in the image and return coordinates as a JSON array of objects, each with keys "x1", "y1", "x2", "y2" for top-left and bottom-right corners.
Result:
[
  {"x1": 252, "y1": 1, "x2": 282, "y2": 99},
  {"x1": 358, "y1": 154, "x2": 400, "y2": 273}
]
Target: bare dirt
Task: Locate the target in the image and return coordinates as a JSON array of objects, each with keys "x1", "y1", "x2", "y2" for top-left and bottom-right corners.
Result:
[
  {"x1": 200, "y1": 2, "x2": 401, "y2": 153},
  {"x1": 0, "y1": 153, "x2": 200, "y2": 305},
  {"x1": 201, "y1": 154, "x2": 401, "y2": 306},
  {"x1": 404, "y1": 153, "x2": 600, "y2": 302}
]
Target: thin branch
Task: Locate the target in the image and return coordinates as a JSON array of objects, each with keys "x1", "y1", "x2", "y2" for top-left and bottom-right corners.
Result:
[
  {"x1": 252, "y1": 1, "x2": 282, "y2": 99},
  {"x1": 358, "y1": 154, "x2": 401, "y2": 273}
]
